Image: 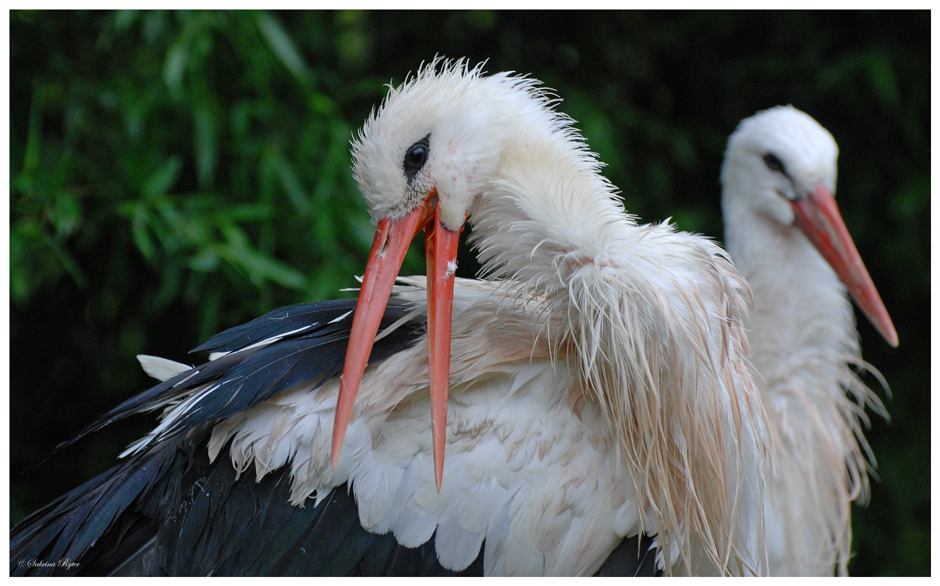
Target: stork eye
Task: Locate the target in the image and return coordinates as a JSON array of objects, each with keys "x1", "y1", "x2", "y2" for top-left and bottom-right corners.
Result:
[
  {"x1": 762, "y1": 153, "x2": 787, "y2": 176},
  {"x1": 403, "y1": 134, "x2": 431, "y2": 179}
]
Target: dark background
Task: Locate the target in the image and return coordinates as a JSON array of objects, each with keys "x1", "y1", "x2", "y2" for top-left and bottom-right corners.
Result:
[{"x1": 9, "y1": 11, "x2": 930, "y2": 575}]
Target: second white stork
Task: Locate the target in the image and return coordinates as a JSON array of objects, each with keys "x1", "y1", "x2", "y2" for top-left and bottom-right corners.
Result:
[
  {"x1": 721, "y1": 106, "x2": 897, "y2": 575},
  {"x1": 11, "y1": 59, "x2": 767, "y2": 576}
]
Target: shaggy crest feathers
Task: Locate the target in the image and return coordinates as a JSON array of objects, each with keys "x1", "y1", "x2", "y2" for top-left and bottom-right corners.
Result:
[{"x1": 351, "y1": 58, "x2": 594, "y2": 228}]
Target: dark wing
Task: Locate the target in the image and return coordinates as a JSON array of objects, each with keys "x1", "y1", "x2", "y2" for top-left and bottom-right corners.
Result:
[
  {"x1": 53, "y1": 298, "x2": 421, "y2": 455},
  {"x1": 11, "y1": 298, "x2": 423, "y2": 576}
]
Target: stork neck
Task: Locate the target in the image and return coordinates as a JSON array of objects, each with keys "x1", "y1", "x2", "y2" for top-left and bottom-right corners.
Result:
[
  {"x1": 468, "y1": 120, "x2": 633, "y2": 290},
  {"x1": 722, "y1": 199, "x2": 860, "y2": 385}
]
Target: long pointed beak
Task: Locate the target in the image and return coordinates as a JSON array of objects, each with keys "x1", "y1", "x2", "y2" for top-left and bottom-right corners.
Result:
[
  {"x1": 332, "y1": 201, "x2": 435, "y2": 469},
  {"x1": 331, "y1": 196, "x2": 465, "y2": 493},
  {"x1": 791, "y1": 185, "x2": 899, "y2": 347},
  {"x1": 425, "y1": 208, "x2": 463, "y2": 492}
]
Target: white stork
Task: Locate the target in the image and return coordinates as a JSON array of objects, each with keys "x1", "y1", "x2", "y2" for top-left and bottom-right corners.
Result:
[
  {"x1": 11, "y1": 59, "x2": 768, "y2": 576},
  {"x1": 720, "y1": 106, "x2": 897, "y2": 575}
]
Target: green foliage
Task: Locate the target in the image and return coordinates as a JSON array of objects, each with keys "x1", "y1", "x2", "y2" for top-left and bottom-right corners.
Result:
[{"x1": 9, "y1": 11, "x2": 929, "y2": 576}]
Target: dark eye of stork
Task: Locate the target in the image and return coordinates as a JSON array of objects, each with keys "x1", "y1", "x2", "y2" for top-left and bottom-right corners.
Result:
[
  {"x1": 762, "y1": 153, "x2": 787, "y2": 176},
  {"x1": 403, "y1": 134, "x2": 431, "y2": 181}
]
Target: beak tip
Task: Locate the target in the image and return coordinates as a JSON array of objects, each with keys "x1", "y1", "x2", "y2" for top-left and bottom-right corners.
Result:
[{"x1": 886, "y1": 329, "x2": 899, "y2": 348}]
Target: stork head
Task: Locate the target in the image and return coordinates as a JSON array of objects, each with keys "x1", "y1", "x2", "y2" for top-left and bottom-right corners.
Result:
[
  {"x1": 721, "y1": 105, "x2": 897, "y2": 347},
  {"x1": 332, "y1": 60, "x2": 546, "y2": 488},
  {"x1": 351, "y1": 60, "x2": 543, "y2": 229}
]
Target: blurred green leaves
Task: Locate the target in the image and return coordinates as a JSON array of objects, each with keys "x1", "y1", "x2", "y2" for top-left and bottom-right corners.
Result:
[
  {"x1": 9, "y1": 10, "x2": 384, "y2": 337},
  {"x1": 255, "y1": 11, "x2": 315, "y2": 87},
  {"x1": 817, "y1": 47, "x2": 901, "y2": 111}
]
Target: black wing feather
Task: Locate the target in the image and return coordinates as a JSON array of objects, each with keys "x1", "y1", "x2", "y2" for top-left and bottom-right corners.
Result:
[
  {"x1": 53, "y1": 298, "x2": 421, "y2": 455},
  {"x1": 596, "y1": 533, "x2": 661, "y2": 576},
  {"x1": 192, "y1": 298, "x2": 363, "y2": 354},
  {"x1": 10, "y1": 439, "x2": 180, "y2": 576}
]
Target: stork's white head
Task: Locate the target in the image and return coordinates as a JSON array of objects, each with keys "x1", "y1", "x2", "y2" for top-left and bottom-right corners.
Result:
[
  {"x1": 351, "y1": 59, "x2": 550, "y2": 230},
  {"x1": 721, "y1": 105, "x2": 897, "y2": 347},
  {"x1": 721, "y1": 105, "x2": 838, "y2": 227}
]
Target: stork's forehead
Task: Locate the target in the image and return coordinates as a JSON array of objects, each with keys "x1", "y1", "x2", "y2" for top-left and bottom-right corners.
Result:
[
  {"x1": 350, "y1": 76, "x2": 451, "y2": 220},
  {"x1": 732, "y1": 106, "x2": 839, "y2": 184}
]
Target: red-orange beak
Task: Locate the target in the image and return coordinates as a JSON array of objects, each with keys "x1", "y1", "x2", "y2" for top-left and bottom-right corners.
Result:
[
  {"x1": 791, "y1": 184, "x2": 898, "y2": 347},
  {"x1": 424, "y1": 206, "x2": 463, "y2": 491},
  {"x1": 332, "y1": 194, "x2": 463, "y2": 492}
]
